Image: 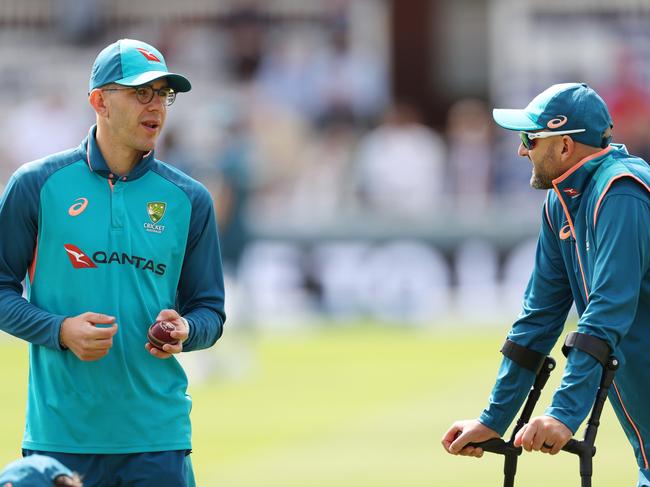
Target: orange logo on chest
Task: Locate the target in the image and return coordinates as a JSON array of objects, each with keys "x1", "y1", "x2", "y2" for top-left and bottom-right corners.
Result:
[
  {"x1": 559, "y1": 224, "x2": 572, "y2": 240},
  {"x1": 68, "y1": 197, "x2": 88, "y2": 216}
]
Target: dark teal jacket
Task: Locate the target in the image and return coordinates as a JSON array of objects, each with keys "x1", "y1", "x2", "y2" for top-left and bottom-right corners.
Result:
[{"x1": 480, "y1": 144, "x2": 650, "y2": 470}]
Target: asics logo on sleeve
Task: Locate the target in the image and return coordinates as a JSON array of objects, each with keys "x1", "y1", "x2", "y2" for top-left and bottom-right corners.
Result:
[
  {"x1": 68, "y1": 197, "x2": 89, "y2": 216},
  {"x1": 64, "y1": 244, "x2": 97, "y2": 268}
]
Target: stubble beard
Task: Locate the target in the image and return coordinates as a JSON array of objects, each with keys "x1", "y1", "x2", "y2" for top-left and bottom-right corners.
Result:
[
  {"x1": 529, "y1": 148, "x2": 555, "y2": 190},
  {"x1": 530, "y1": 171, "x2": 553, "y2": 190}
]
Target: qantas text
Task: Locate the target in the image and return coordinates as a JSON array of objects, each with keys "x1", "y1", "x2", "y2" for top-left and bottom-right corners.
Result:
[{"x1": 93, "y1": 251, "x2": 166, "y2": 275}]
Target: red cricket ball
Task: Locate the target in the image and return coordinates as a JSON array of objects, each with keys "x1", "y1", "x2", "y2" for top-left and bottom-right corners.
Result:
[{"x1": 147, "y1": 320, "x2": 180, "y2": 350}]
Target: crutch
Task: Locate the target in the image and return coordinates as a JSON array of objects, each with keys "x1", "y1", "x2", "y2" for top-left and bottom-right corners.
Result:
[
  {"x1": 470, "y1": 332, "x2": 617, "y2": 487},
  {"x1": 559, "y1": 332, "x2": 619, "y2": 487},
  {"x1": 468, "y1": 354, "x2": 557, "y2": 487}
]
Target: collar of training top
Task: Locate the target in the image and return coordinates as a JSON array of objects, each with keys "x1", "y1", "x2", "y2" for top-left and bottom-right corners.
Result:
[{"x1": 81, "y1": 125, "x2": 156, "y2": 182}]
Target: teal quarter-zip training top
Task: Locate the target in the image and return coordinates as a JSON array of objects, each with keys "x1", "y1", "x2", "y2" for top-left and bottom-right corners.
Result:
[
  {"x1": 479, "y1": 144, "x2": 650, "y2": 471},
  {"x1": 0, "y1": 126, "x2": 225, "y2": 453}
]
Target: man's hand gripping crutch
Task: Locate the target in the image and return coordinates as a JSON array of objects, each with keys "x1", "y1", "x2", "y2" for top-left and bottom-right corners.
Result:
[
  {"x1": 442, "y1": 339, "x2": 556, "y2": 486},
  {"x1": 443, "y1": 332, "x2": 618, "y2": 487}
]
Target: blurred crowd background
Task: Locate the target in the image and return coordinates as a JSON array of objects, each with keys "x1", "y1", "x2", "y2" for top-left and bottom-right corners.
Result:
[{"x1": 2, "y1": 0, "x2": 650, "y2": 328}]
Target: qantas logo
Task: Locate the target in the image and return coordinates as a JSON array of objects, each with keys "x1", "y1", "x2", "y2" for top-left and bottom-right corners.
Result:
[
  {"x1": 547, "y1": 115, "x2": 568, "y2": 129},
  {"x1": 68, "y1": 197, "x2": 89, "y2": 216},
  {"x1": 64, "y1": 244, "x2": 97, "y2": 268},
  {"x1": 136, "y1": 47, "x2": 161, "y2": 63},
  {"x1": 563, "y1": 188, "x2": 581, "y2": 198},
  {"x1": 63, "y1": 244, "x2": 97, "y2": 269},
  {"x1": 63, "y1": 245, "x2": 166, "y2": 275}
]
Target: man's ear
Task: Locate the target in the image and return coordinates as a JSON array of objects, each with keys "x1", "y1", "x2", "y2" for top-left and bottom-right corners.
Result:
[
  {"x1": 89, "y1": 89, "x2": 109, "y2": 118},
  {"x1": 560, "y1": 135, "x2": 575, "y2": 158}
]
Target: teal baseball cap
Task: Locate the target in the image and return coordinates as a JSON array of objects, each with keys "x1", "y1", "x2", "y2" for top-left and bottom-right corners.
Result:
[
  {"x1": 493, "y1": 83, "x2": 613, "y2": 148},
  {"x1": 89, "y1": 39, "x2": 191, "y2": 93},
  {"x1": 0, "y1": 454, "x2": 74, "y2": 486}
]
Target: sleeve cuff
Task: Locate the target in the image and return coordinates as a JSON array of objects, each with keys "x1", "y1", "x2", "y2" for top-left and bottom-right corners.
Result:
[
  {"x1": 181, "y1": 316, "x2": 192, "y2": 345},
  {"x1": 56, "y1": 316, "x2": 69, "y2": 351},
  {"x1": 544, "y1": 408, "x2": 579, "y2": 434},
  {"x1": 478, "y1": 411, "x2": 508, "y2": 437}
]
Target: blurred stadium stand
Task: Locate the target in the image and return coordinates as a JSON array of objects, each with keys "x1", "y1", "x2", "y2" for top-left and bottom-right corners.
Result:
[{"x1": 3, "y1": 0, "x2": 650, "y2": 326}]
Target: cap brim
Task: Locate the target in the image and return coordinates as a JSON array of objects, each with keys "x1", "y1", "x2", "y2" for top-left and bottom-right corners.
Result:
[
  {"x1": 492, "y1": 108, "x2": 544, "y2": 131},
  {"x1": 116, "y1": 71, "x2": 191, "y2": 92}
]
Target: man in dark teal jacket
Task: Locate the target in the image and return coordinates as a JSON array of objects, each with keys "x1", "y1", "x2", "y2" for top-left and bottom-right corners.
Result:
[{"x1": 442, "y1": 83, "x2": 650, "y2": 486}]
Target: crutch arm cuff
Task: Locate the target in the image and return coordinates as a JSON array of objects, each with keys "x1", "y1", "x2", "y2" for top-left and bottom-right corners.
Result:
[
  {"x1": 562, "y1": 331, "x2": 611, "y2": 367},
  {"x1": 500, "y1": 339, "x2": 546, "y2": 374}
]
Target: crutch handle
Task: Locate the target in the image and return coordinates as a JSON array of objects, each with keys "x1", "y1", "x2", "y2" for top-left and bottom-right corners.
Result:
[
  {"x1": 465, "y1": 355, "x2": 555, "y2": 487},
  {"x1": 467, "y1": 438, "x2": 522, "y2": 457},
  {"x1": 562, "y1": 438, "x2": 596, "y2": 458}
]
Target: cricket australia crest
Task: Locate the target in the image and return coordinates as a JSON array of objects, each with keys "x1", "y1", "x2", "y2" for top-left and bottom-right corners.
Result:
[{"x1": 145, "y1": 201, "x2": 166, "y2": 234}]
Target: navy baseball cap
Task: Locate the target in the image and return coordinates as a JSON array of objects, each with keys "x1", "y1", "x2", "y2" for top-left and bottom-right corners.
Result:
[
  {"x1": 493, "y1": 83, "x2": 613, "y2": 148},
  {"x1": 0, "y1": 455, "x2": 74, "y2": 486},
  {"x1": 89, "y1": 39, "x2": 191, "y2": 93}
]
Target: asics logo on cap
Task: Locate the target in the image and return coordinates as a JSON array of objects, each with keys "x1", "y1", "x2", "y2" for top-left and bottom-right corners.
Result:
[
  {"x1": 136, "y1": 47, "x2": 161, "y2": 62},
  {"x1": 547, "y1": 116, "x2": 568, "y2": 129}
]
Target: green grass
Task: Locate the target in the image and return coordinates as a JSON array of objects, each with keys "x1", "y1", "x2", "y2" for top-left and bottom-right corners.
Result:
[{"x1": 0, "y1": 325, "x2": 639, "y2": 486}]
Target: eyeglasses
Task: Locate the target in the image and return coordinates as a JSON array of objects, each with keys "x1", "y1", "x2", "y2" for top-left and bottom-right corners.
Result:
[
  {"x1": 101, "y1": 85, "x2": 177, "y2": 106},
  {"x1": 519, "y1": 129, "x2": 586, "y2": 150}
]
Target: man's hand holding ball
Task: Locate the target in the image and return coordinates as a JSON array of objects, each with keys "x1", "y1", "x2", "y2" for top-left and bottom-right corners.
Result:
[{"x1": 145, "y1": 309, "x2": 190, "y2": 359}]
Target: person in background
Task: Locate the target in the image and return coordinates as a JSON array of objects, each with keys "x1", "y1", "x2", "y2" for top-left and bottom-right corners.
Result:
[
  {"x1": 0, "y1": 454, "x2": 82, "y2": 487},
  {"x1": 354, "y1": 101, "x2": 446, "y2": 217},
  {"x1": 446, "y1": 98, "x2": 493, "y2": 211}
]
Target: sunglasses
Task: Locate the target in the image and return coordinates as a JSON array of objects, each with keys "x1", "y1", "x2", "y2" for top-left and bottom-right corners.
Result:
[{"x1": 519, "y1": 129, "x2": 586, "y2": 150}]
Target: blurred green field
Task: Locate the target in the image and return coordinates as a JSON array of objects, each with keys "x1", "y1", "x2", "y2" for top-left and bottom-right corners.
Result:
[{"x1": 0, "y1": 324, "x2": 639, "y2": 486}]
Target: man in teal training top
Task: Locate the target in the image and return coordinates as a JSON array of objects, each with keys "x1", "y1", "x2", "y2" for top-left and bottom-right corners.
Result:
[
  {"x1": 442, "y1": 83, "x2": 650, "y2": 486},
  {"x1": 0, "y1": 39, "x2": 225, "y2": 486}
]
